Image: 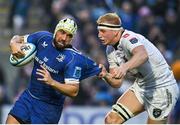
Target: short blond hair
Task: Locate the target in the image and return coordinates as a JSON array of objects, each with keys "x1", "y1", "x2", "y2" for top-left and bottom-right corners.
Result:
[{"x1": 97, "y1": 13, "x2": 122, "y2": 26}]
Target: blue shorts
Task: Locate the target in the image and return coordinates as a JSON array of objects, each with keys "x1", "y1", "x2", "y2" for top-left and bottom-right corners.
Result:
[{"x1": 9, "y1": 89, "x2": 63, "y2": 124}]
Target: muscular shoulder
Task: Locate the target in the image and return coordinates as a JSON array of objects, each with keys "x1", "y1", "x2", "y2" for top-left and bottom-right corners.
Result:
[
  {"x1": 121, "y1": 30, "x2": 140, "y2": 44},
  {"x1": 28, "y1": 31, "x2": 53, "y2": 40},
  {"x1": 25, "y1": 31, "x2": 53, "y2": 45},
  {"x1": 64, "y1": 48, "x2": 83, "y2": 56},
  {"x1": 63, "y1": 48, "x2": 83, "y2": 62},
  {"x1": 120, "y1": 30, "x2": 144, "y2": 52},
  {"x1": 30, "y1": 31, "x2": 52, "y2": 37}
]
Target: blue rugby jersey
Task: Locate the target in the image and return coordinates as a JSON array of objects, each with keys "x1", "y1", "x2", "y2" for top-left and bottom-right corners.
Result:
[{"x1": 25, "y1": 31, "x2": 101, "y2": 105}]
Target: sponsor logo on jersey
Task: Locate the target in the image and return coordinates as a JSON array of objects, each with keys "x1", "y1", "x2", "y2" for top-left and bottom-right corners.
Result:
[
  {"x1": 35, "y1": 56, "x2": 58, "y2": 74},
  {"x1": 129, "y1": 38, "x2": 138, "y2": 44},
  {"x1": 122, "y1": 33, "x2": 130, "y2": 38},
  {"x1": 56, "y1": 54, "x2": 65, "y2": 62},
  {"x1": 42, "y1": 41, "x2": 48, "y2": 48}
]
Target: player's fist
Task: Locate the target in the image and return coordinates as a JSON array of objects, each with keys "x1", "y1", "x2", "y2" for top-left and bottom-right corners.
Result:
[
  {"x1": 98, "y1": 64, "x2": 108, "y2": 78},
  {"x1": 10, "y1": 36, "x2": 25, "y2": 59},
  {"x1": 112, "y1": 63, "x2": 127, "y2": 79}
]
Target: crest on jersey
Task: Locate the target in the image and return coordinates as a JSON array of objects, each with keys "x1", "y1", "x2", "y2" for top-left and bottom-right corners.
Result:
[
  {"x1": 42, "y1": 41, "x2": 48, "y2": 48},
  {"x1": 153, "y1": 108, "x2": 162, "y2": 118},
  {"x1": 56, "y1": 54, "x2": 65, "y2": 62},
  {"x1": 73, "y1": 66, "x2": 81, "y2": 78},
  {"x1": 43, "y1": 57, "x2": 49, "y2": 62}
]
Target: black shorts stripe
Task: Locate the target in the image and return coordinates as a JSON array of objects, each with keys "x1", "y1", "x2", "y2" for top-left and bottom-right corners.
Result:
[
  {"x1": 117, "y1": 103, "x2": 131, "y2": 118},
  {"x1": 112, "y1": 107, "x2": 128, "y2": 121}
]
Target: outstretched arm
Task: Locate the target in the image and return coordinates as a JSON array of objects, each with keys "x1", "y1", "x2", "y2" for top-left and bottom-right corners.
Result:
[{"x1": 36, "y1": 65, "x2": 79, "y2": 98}]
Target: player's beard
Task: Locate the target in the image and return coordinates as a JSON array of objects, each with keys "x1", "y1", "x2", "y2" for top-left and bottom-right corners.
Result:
[{"x1": 53, "y1": 40, "x2": 72, "y2": 50}]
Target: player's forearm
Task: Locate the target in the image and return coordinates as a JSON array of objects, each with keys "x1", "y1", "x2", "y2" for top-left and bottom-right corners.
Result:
[
  {"x1": 49, "y1": 80, "x2": 79, "y2": 98},
  {"x1": 125, "y1": 48, "x2": 148, "y2": 71},
  {"x1": 103, "y1": 73, "x2": 123, "y2": 88}
]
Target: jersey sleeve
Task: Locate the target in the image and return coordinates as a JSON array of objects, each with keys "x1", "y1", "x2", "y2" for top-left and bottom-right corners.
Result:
[
  {"x1": 64, "y1": 56, "x2": 82, "y2": 84},
  {"x1": 64, "y1": 54, "x2": 101, "y2": 83},
  {"x1": 80, "y1": 57, "x2": 101, "y2": 80},
  {"x1": 122, "y1": 36, "x2": 143, "y2": 53},
  {"x1": 24, "y1": 31, "x2": 51, "y2": 46}
]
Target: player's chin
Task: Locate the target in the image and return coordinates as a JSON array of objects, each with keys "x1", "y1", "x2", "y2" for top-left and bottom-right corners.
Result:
[
  {"x1": 54, "y1": 42, "x2": 65, "y2": 50},
  {"x1": 100, "y1": 40, "x2": 107, "y2": 45},
  {"x1": 101, "y1": 42, "x2": 107, "y2": 45}
]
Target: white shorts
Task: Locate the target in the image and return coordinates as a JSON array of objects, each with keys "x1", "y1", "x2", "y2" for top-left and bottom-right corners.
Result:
[{"x1": 129, "y1": 83, "x2": 179, "y2": 120}]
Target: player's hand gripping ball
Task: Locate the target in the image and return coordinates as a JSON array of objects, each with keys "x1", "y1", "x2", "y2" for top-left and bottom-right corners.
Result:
[{"x1": 9, "y1": 43, "x2": 37, "y2": 67}]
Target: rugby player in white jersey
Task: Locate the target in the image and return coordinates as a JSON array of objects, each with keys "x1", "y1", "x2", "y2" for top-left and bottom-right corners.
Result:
[{"x1": 97, "y1": 13, "x2": 179, "y2": 124}]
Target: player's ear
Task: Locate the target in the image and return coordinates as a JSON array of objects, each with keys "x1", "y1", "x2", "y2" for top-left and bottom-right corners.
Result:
[{"x1": 114, "y1": 31, "x2": 119, "y2": 37}]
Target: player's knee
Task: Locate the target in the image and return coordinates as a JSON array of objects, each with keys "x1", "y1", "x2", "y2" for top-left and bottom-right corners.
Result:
[
  {"x1": 108, "y1": 103, "x2": 134, "y2": 123},
  {"x1": 104, "y1": 112, "x2": 121, "y2": 124},
  {"x1": 104, "y1": 114, "x2": 110, "y2": 124}
]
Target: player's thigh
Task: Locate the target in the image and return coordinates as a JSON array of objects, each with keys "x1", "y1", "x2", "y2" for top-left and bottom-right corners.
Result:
[
  {"x1": 7, "y1": 90, "x2": 32, "y2": 124},
  {"x1": 117, "y1": 89, "x2": 145, "y2": 115},
  {"x1": 147, "y1": 117, "x2": 167, "y2": 124},
  {"x1": 31, "y1": 99, "x2": 63, "y2": 124},
  {"x1": 6, "y1": 115, "x2": 20, "y2": 124},
  {"x1": 105, "y1": 89, "x2": 144, "y2": 124}
]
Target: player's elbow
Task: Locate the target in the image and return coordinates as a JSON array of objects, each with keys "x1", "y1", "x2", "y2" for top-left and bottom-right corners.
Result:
[
  {"x1": 139, "y1": 50, "x2": 148, "y2": 63},
  {"x1": 134, "y1": 46, "x2": 148, "y2": 63},
  {"x1": 66, "y1": 84, "x2": 79, "y2": 98},
  {"x1": 69, "y1": 87, "x2": 79, "y2": 98},
  {"x1": 69, "y1": 91, "x2": 78, "y2": 98},
  {"x1": 142, "y1": 52, "x2": 148, "y2": 62}
]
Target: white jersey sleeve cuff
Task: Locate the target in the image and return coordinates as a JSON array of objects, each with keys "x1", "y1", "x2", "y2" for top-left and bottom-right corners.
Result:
[{"x1": 65, "y1": 78, "x2": 80, "y2": 84}]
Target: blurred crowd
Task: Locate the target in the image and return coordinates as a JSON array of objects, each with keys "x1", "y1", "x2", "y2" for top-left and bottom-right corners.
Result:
[{"x1": 0, "y1": 0, "x2": 180, "y2": 123}]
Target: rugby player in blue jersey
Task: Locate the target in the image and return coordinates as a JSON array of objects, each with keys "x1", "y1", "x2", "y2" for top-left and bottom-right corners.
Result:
[{"x1": 6, "y1": 18, "x2": 101, "y2": 124}]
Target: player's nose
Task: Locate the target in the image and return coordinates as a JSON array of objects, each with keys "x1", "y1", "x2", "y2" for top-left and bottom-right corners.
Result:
[{"x1": 61, "y1": 34, "x2": 67, "y2": 41}]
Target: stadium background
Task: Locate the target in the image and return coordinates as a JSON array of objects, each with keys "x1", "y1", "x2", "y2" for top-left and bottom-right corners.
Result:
[{"x1": 0, "y1": 0, "x2": 179, "y2": 123}]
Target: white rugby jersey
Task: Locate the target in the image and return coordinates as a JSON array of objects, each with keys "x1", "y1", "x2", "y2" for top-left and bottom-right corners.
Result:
[{"x1": 106, "y1": 30, "x2": 176, "y2": 88}]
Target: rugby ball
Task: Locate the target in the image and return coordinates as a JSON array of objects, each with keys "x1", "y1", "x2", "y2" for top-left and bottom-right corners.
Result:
[{"x1": 9, "y1": 43, "x2": 37, "y2": 67}]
